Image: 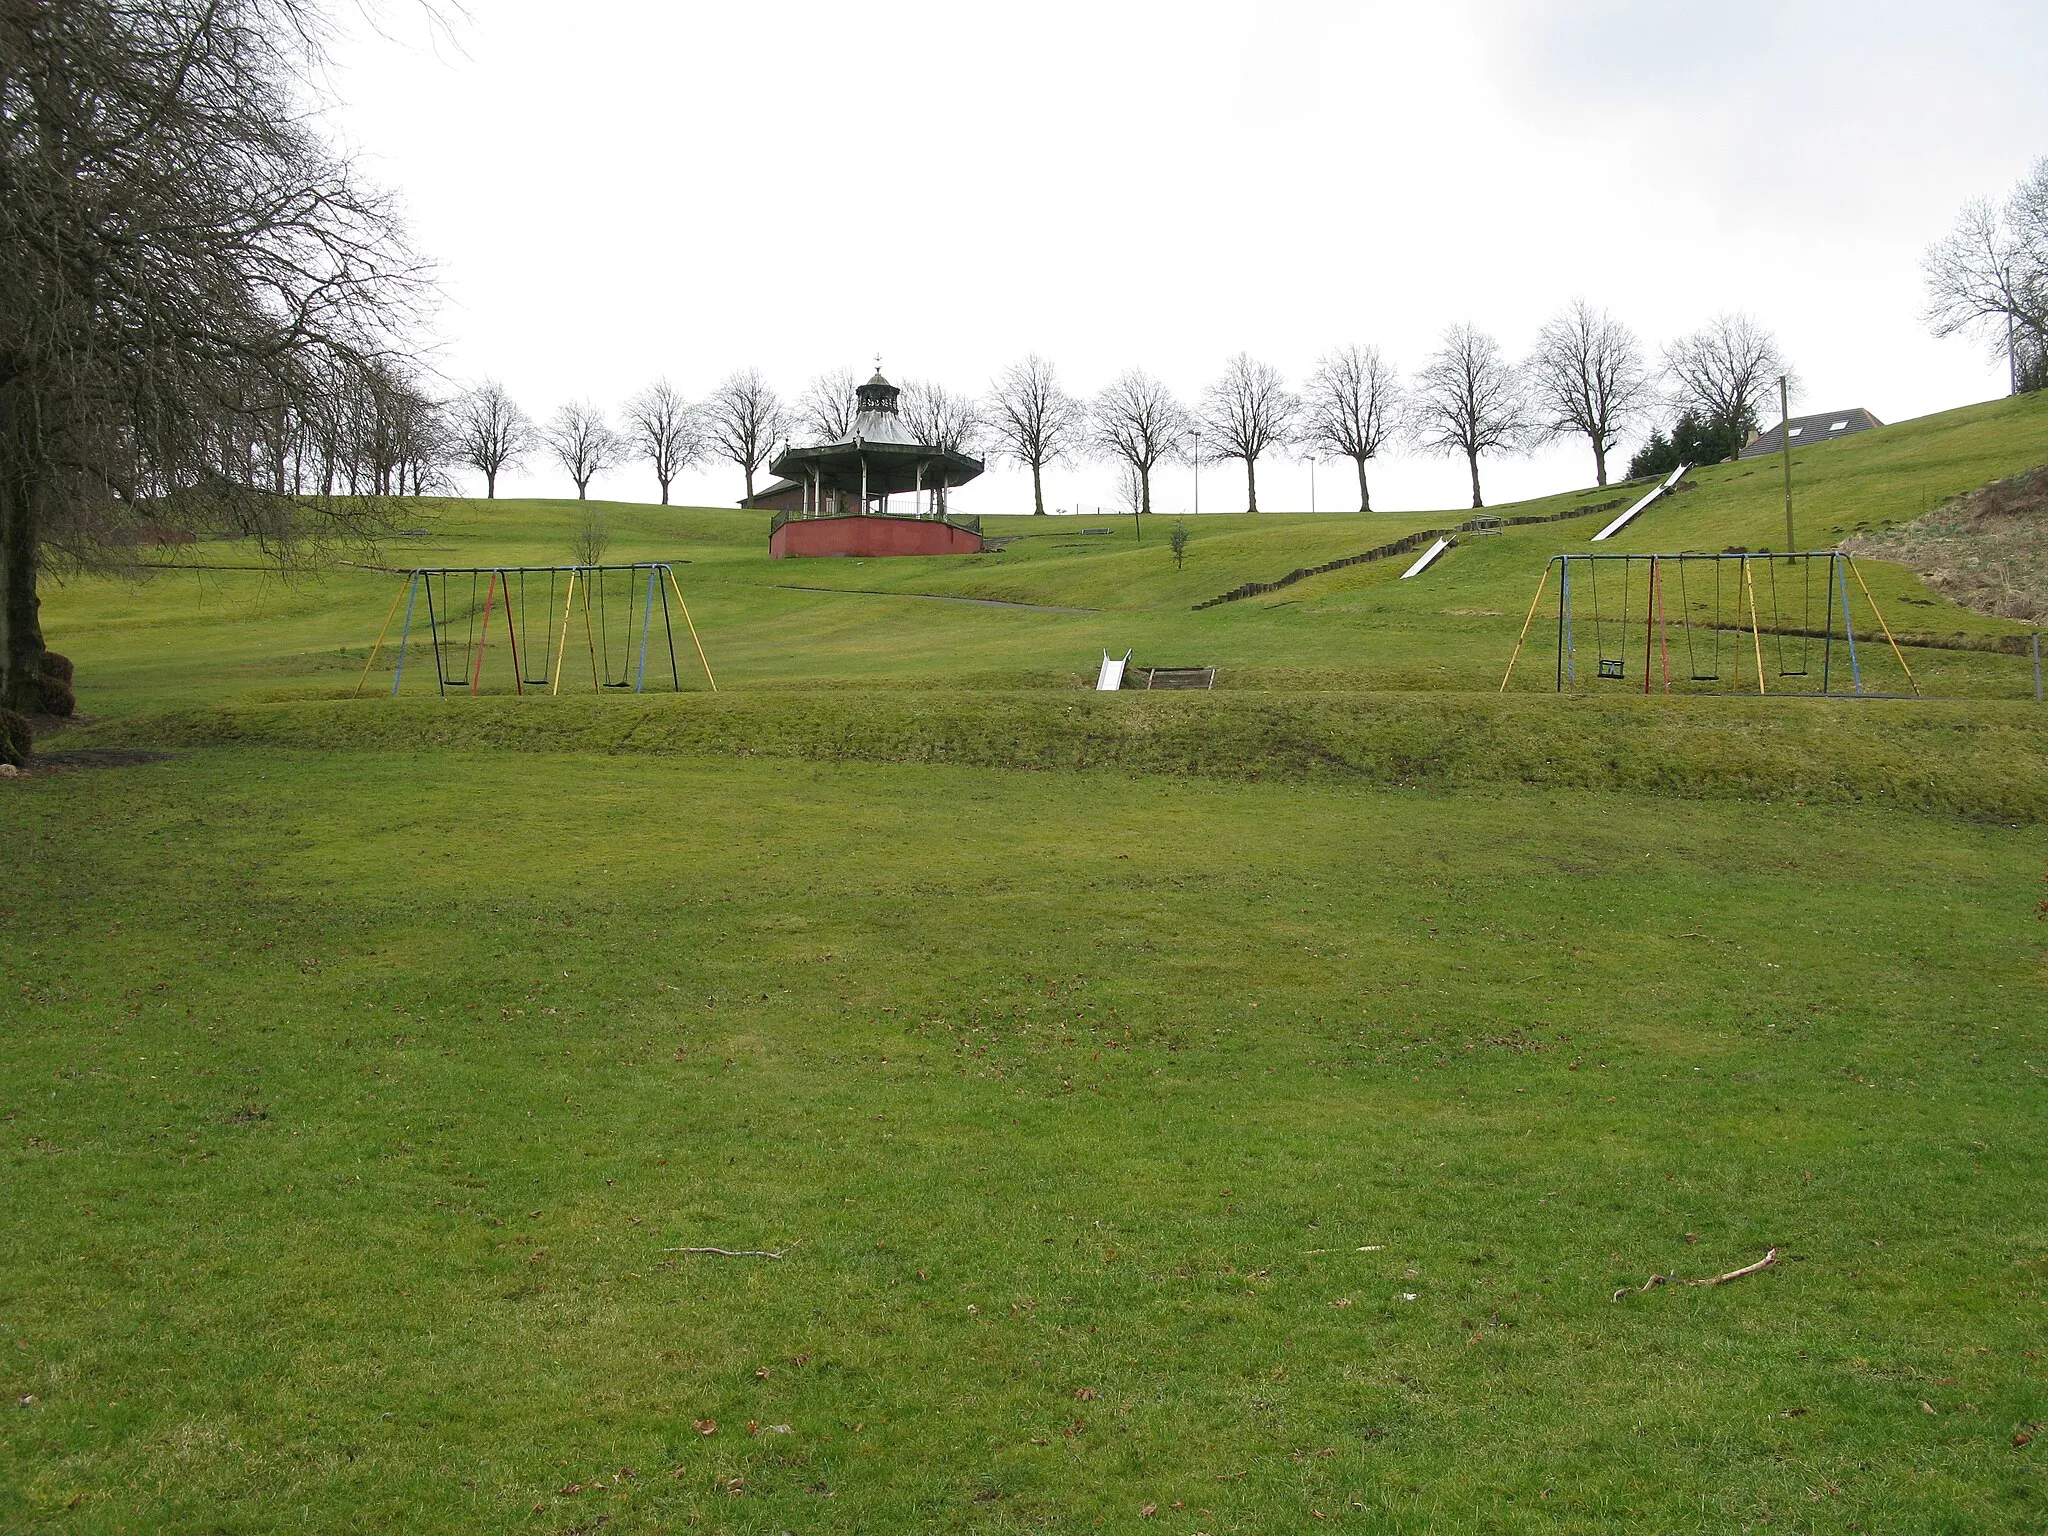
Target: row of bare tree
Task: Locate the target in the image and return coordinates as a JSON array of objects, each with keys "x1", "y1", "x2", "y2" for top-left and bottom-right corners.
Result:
[{"x1": 435, "y1": 309, "x2": 1793, "y2": 515}]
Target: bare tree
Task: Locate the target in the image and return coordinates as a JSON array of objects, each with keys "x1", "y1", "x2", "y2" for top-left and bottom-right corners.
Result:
[
  {"x1": 902, "y1": 381, "x2": 985, "y2": 454},
  {"x1": 1412, "y1": 324, "x2": 1530, "y2": 509},
  {"x1": 1200, "y1": 354, "x2": 1297, "y2": 513},
  {"x1": 623, "y1": 380, "x2": 700, "y2": 505},
  {"x1": 1662, "y1": 314, "x2": 1792, "y2": 463},
  {"x1": 0, "y1": 0, "x2": 430, "y2": 713},
  {"x1": 1525, "y1": 300, "x2": 1651, "y2": 487},
  {"x1": 1925, "y1": 158, "x2": 2048, "y2": 394},
  {"x1": 985, "y1": 355, "x2": 1085, "y2": 516},
  {"x1": 901, "y1": 382, "x2": 985, "y2": 515},
  {"x1": 451, "y1": 382, "x2": 533, "y2": 499},
  {"x1": 702, "y1": 369, "x2": 790, "y2": 500},
  {"x1": 1300, "y1": 345, "x2": 1404, "y2": 512},
  {"x1": 570, "y1": 505, "x2": 609, "y2": 567},
  {"x1": 1090, "y1": 371, "x2": 1190, "y2": 517},
  {"x1": 543, "y1": 402, "x2": 623, "y2": 501},
  {"x1": 797, "y1": 366, "x2": 860, "y2": 442}
]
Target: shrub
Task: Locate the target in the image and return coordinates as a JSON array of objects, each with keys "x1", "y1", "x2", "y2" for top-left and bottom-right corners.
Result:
[
  {"x1": 0, "y1": 707, "x2": 30, "y2": 768},
  {"x1": 31, "y1": 673, "x2": 75, "y2": 717},
  {"x1": 40, "y1": 651, "x2": 74, "y2": 684}
]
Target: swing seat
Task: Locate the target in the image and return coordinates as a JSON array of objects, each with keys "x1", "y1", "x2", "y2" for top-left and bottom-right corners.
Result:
[
  {"x1": 1691, "y1": 671, "x2": 1719, "y2": 682},
  {"x1": 1597, "y1": 658, "x2": 1626, "y2": 680}
]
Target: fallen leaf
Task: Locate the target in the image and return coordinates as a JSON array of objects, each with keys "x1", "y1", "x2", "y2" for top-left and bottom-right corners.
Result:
[
  {"x1": 1141, "y1": 1504, "x2": 1156, "y2": 1518},
  {"x1": 755, "y1": 1367, "x2": 771, "y2": 1380},
  {"x1": 1920, "y1": 1401, "x2": 1937, "y2": 1415},
  {"x1": 1330, "y1": 1298, "x2": 1353, "y2": 1308},
  {"x1": 1075, "y1": 1387, "x2": 1098, "y2": 1401},
  {"x1": 694, "y1": 1418, "x2": 717, "y2": 1436},
  {"x1": 2015, "y1": 1429, "x2": 2036, "y2": 1448},
  {"x1": 559, "y1": 1483, "x2": 583, "y2": 1495}
]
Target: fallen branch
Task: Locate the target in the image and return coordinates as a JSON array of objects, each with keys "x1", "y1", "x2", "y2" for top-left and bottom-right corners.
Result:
[
  {"x1": 664, "y1": 1246, "x2": 785, "y2": 1260},
  {"x1": 1612, "y1": 1247, "x2": 1778, "y2": 1303}
]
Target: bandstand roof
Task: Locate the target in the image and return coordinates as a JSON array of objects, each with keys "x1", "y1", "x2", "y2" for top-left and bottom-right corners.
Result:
[{"x1": 769, "y1": 370, "x2": 984, "y2": 497}]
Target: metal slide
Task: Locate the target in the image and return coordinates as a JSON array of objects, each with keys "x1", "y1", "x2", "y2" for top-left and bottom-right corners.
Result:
[
  {"x1": 1096, "y1": 649, "x2": 1131, "y2": 691},
  {"x1": 1401, "y1": 537, "x2": 1453, "y2": 578},
  {"x1": 1593, "y1": 464, "x2": 1689, "y2": 542}
]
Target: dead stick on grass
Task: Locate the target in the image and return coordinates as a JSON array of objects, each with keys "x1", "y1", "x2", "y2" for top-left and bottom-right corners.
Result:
[
  {"x1": 1612, "y1": 1246, "x2": 1779, "y2": 1303},
  {"x1": 664, "y1": 1247, "x2": 785, "y2": 1260}
]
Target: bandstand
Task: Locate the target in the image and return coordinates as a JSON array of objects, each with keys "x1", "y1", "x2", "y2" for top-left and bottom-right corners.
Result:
[{"x1": 765, "y1": 371, "x2": 986, "y2": 558}]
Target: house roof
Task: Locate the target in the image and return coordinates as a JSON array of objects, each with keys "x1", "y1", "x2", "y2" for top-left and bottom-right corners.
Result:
[
  {"x1": 1740, "y1": 408, "x2": 1884, "y2": 458},
  {"x1": 739, "y1": 477, "x2": 803, "y2": 509}
]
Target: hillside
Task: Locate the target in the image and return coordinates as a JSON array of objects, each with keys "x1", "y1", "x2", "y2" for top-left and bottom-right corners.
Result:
[{"x1": 34, "y1": 391, "x2": 2048, "y2": 716}]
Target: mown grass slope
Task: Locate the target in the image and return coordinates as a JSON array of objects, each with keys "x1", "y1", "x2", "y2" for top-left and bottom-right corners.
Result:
[{"x1": 32, "y1": 391, "x2": 2048, "y2": 716}]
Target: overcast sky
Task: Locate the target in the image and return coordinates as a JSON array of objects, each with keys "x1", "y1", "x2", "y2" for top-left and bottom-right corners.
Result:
[{"x1": 329, "y1": 0, "x2": 2048, "y2": 513}]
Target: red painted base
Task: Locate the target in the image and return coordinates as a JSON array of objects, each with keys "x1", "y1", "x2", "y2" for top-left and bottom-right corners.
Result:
[{"x1": 770, "y1": 514, "x2": 983, "y2": 559}]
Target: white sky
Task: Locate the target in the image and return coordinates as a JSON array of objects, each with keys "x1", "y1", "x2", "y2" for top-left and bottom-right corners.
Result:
[{"x1": 330, "y1": 0, "x2": 2048, "y2": 513}]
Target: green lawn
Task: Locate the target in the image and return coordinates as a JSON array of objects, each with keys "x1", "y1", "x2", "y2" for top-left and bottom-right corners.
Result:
[
  {"x1": 3, "y1": 749, "x2": 2044, "y2": 1533},
  {"x1": 32, "y1": 391, "x2": 2048, "y2": 715},
  {"x1": 4, "y1": 393, "x2": 2047, "y2": 1532}
]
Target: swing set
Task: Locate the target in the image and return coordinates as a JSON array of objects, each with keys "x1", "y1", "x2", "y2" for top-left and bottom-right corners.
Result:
[
  {"x1": 1499, "y1": 550, "x2": 1918, "y2": 697},
  {"x1": 354, "y1": 564, "x2": 716, "y2": 698}
]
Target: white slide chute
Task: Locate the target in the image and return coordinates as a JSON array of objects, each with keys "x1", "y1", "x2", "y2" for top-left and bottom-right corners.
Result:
[
  {"x1": 1593, "y1": 464, "x2": 1689, "y2": 542},
  {"x1": 1095, "y1": 648, "x2": 1131, "y2": 691},
  {"x1": 1400, "y1": 537, "x2": 1452, "y2": 579}
]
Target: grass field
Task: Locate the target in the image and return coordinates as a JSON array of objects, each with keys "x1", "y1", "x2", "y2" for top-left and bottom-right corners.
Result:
[
  {"x1": 3, "y1": 394, "x2": 2047, "y2": 1533},
  {"x1": 32, "y1": 389, "x2": 2048, "y2": 712}
]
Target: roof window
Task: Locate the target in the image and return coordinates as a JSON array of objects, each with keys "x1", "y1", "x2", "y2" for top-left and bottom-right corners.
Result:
[{"x1": 1830, "y1": 420, "x2": 1850, "y2": 431}]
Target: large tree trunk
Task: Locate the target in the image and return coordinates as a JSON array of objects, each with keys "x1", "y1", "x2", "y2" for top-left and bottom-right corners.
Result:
[
  {"x1": 0, "y1": 470, "x2": 47, "y2": 713},
  {"x1": 576, "y1": 479, "x2": 588, "y2": 501},
  {"x1": 1467, "y1": 449, "x2": 1483, "y2": 509},
  {"x1": 659, "y1": 477, "x2": 671, "y2": 507},
  {"x1": 1031, "y1": 461, "x2": 1045, "y2": 515},
  {"x1": 1140, "y1": 465, "x2": 1152, "y2": 517},
  {"x1": 1245, "y1": 458, "x2": 1258, "y2": 514},
  {"x1": 485, "y1": 466, "x2": 497, "y2": 499},
  {"x1": 744, "y1": 465, "x2": 756, "y2": 499},
  {"x1": 1355, "y1": 455, "x2": 1371, "y2": 513},
  {"x1": 1593, "y1": 438, "x2": 1608, "y2": 487}
]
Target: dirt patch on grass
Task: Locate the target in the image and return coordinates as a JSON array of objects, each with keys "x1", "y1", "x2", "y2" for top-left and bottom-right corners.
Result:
[{"x1": 1846, "y1": 466, "x2": 2048, "y2": 623}]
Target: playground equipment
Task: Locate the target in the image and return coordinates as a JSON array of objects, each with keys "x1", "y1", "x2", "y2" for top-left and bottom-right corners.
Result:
[
  {"x1": 354, "y1": 564, "x2": 716, "y2": 698},
  {"x1": 1593, "y1": 464, "x2": 1689, "y2": 541},
  {"x1": 1096, "y1": 649, "x2": 1132, "y2": 691},
  {"x1": 1499, "y1": 550, "x2": 1917, "y2": 697},
  {"x1": 1401, "y1": 536, "x2": 1453, "y2": 578}
]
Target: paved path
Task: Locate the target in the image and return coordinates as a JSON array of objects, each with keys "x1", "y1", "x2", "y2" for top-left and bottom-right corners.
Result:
[{"x1": 770, "y1": 584, "x2": 1099, "y2": 615}]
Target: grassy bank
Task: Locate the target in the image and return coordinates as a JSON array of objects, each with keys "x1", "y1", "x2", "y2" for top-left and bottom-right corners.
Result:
[
  {"x1": 30, "y1": 393, "x2": 2047, "y2": 716},
  {"x1": 82, "y1": 689, "x2": 2048, "y2": 824}
]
